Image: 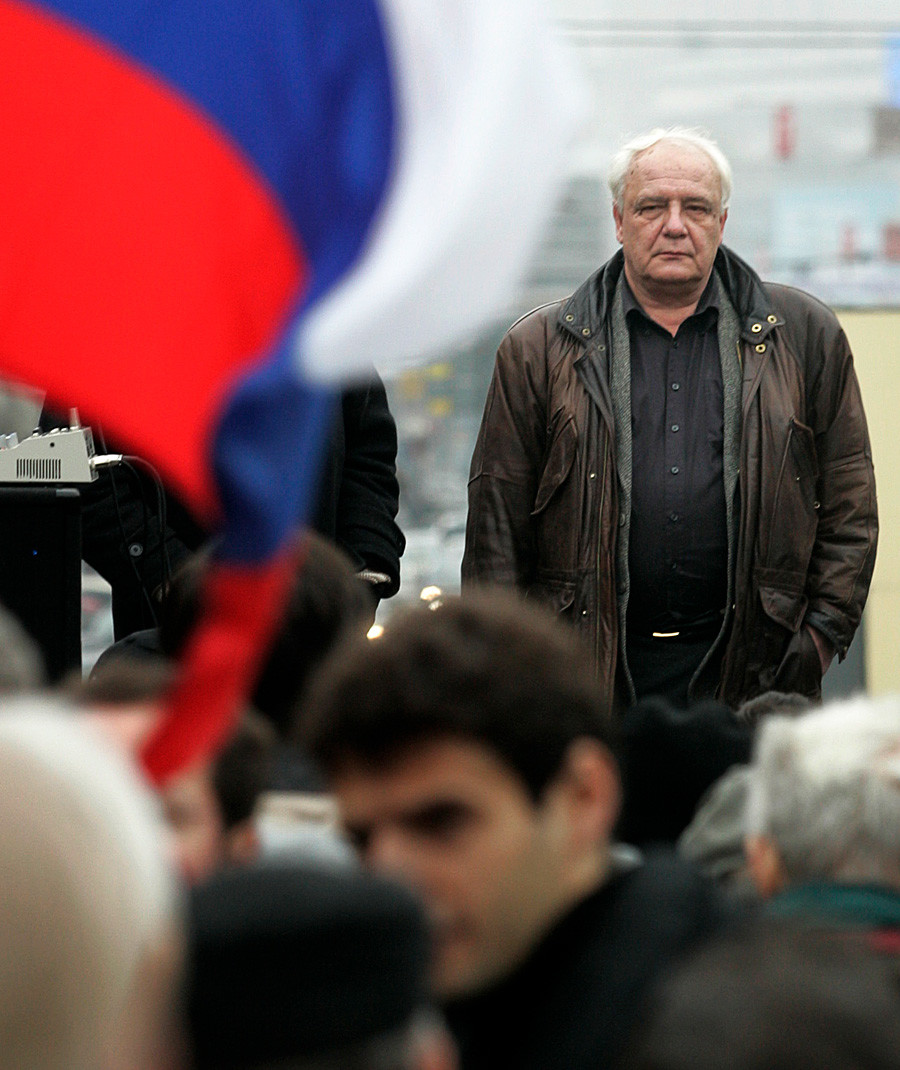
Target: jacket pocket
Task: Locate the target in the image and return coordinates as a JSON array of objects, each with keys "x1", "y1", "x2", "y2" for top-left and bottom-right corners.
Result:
[
  {"x1": 530, "y1": 417, "x2": 579, "y2": 569},
  {"x1": 762, "y1": 417, "x2": 819, "y2": 575},
  {"x1": 756, "y1": 565, "x2": 808, "y2": 633},
  {"x1": 532, "y1": 417, "x2": 577, "y2": 515},
  {"x1": 751, "y1": 564, "x2": 815, "y2": 693},
  {"x1": 772, "y1": 624, "x2": 823, "y2": 699},
  {"x1": 526, "y1": 575, "x2": 576, "y2": 621}
]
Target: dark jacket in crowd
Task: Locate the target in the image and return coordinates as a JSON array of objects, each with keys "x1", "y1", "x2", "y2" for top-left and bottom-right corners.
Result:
[
  {"x1": 444, "y1": 850, "x2": 736, "y2": 1070},
  {"x1": 48, "y1": 375, "x2": 404, "y2": 638}
]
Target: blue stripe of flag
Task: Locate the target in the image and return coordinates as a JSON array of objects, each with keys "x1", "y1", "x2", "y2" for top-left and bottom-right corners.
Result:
[{"x1": 32, "y1": 0, "x2": 397, "y2": 304}]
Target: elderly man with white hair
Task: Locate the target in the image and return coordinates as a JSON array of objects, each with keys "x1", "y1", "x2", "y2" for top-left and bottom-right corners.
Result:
[
  {"x1": 745, "y1": 694, "x2": 900, "y2": 931},
  {"x1": 463, "y1": 126, "x2": 877, "y2": 713},
  {"x1": 0, "y1": 698, "x2": 181, "y2": 1070}
]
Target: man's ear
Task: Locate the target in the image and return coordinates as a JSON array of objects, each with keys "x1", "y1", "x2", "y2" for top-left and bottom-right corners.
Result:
[
  {"x1": 745, "y1": 834, "x2": 786, "y2": 899},
  {"x1": 555, "y1": 738, "x2": 621, "y2": 850},
  {"x1": 613, "y1": 204, "x2": 625, "y2": 244}
]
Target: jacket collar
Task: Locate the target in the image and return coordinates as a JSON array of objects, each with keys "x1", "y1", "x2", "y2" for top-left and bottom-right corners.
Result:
[
  {"x1": 768, "y1": 882, "x2": 900, "y2": 930},
  {"x1": 558, "y1": 245, "x2": 783, "y2": 345}
]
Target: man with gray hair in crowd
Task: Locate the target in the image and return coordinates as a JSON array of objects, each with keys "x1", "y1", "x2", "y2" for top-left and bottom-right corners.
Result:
[
  {"x1": 0, "y1": 698, "x2": 182, "y2": 1070},
  {"x1": 745, "y1": 694, "x2": 900, "y2": 933},
  {"x1": 463, "y1": 126, "x2": 876, "y2": 713}
]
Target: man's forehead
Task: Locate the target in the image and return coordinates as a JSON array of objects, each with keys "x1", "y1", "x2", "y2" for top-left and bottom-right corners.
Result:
[
  {"x1": 333, "y1": 737, "x2": 531, "y2": 819},
  {"x1": 625, "y1": 142, "x2": 720, "y2": 197}
]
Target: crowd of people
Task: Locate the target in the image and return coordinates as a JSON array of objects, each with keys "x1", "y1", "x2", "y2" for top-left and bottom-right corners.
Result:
[{"x1": 0, "y1": 125, "x2": 894, "y2": 1070}]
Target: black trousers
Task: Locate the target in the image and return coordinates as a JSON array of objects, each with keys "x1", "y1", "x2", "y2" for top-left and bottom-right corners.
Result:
[{"x1": 626, "y1": 632, "x2": 718, "y2": 708}]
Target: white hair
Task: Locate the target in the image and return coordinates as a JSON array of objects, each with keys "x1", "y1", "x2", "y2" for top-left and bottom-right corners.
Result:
[
  {"x1": 607, "y1": 127, "x2": 733, "y2": 213},
  {"x1": 0, "y1": 697, "x2": 178, "y2": 1070},
  {"x1": 746, "y1": 694, "x2": 900, "y2": 887}
]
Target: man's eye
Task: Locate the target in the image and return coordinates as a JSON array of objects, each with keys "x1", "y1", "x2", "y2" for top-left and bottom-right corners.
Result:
[
  {"x1": 410, "y1": 803, "x2": 472, "y2": 840},
  {"x1": 345, "y1": 826, "x2": 371, "y2": 853}
]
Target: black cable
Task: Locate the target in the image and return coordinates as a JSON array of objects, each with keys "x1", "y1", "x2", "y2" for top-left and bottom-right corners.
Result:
[
  {"x1": 95, "y1": 427, "x2": 163, "y2": 627},
  {"x1": 121, "y1": 455, "x2": 172, "y2": 600}
]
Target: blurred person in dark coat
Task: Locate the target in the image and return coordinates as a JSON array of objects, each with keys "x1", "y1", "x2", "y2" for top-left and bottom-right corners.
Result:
[
  {"x1": 297, "y1": 590, "x2": 734, "y2": 1070},
  {"x1": 618, "y1": 923, "x2": 900, "y2": 1070},
  {"x1": 44, "y1": 373, "x2": 404, "y2": 638},
  {"x1": 186, "y1": 863, "x2": 456, "y2": 1070}
]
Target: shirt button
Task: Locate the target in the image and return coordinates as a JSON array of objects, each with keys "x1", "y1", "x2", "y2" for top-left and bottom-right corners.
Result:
[
  {"x1": 672, "y1": 382, "x2": 680, "y2": 391},
  {"x1": 671, "y1": 562, "x2": 678, "y2": 571},
  {"x1": 669, "y1": 512, "x2": 679, "y2": 522},
  {"x1": 672, "y1": 340, "x2": 679, "y2": 349},
  {"x1": 670, "y1": 466, "x2": 680, "y2": 474},
  {"x1": 671, "y1": 424, "x2": 680, "y2": 432}
]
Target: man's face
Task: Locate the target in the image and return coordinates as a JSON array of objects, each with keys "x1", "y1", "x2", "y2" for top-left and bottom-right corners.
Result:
[
  {"x1": 613, "y1": 140, "x2": 727, "y2": 301},
  {"x1": 333, "y1": 737, "x2": 582, "y2": 1000},
  {"x1": 161, "y1": 767, "x2": 228, "y2": 886},
  {"x1": 86, "y1": 705, "x2": 231, "y2": 886}
]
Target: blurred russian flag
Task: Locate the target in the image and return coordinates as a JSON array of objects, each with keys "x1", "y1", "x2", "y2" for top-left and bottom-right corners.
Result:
[{"x1": 0, "y1": 0, "x2": 586, "y2": 780}]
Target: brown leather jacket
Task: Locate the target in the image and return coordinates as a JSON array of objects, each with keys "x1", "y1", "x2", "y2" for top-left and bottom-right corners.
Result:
[{"x1": 462, "y1": 248, "x2": 877, "y2": 716}]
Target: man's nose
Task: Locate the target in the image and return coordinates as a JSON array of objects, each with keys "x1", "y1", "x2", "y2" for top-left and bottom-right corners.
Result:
[
  {"x1": 663, "y1": 203, "x2": 687, "y2": 234},
  {"x1": 364, "y1": 827, "x2": 419, "y2": 882}
]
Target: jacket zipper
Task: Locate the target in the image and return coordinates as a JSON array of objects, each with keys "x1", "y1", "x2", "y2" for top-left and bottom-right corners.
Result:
[{"x1": 595, "y1": 435, "x2": 611, "y2": 706}]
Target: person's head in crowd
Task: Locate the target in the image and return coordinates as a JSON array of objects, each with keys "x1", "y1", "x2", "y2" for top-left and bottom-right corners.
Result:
[
  {"x1": 296, "y1": 590, "x2": 620, "y2": 1000},
  {"x1": 160, "y1": 532, "x2": 375, "y2": 737},
  {"x1": 74, "y1": 659, "x2": 274, "y2": 884},
  {"x1": 186, "y1": 863, "x2": 456, "y2": 1070},
  {"x1": 677, "y1": 691, "x2": 814, "y2": 890},
  {"x1": 0, "y1": 698, "x2": 181, "y2": 1070},
  {"x1": 617, "y1": 924, "x2": 900, "y2": 1070},
  {"x1": 0, "y1": 601, "x2": 44, "y2": 691},
  {"x1": 616, "y1": 696, "x2": 754, "y2": 846},
  {"x1": 745, "y1": 694, "x2": 900, "y2": 898}
]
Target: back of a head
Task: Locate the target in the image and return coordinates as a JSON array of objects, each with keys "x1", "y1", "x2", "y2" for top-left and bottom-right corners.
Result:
[
  {"x1": 186, "y1": 863, "x2": 435, "y2": 1070},
  {"x1": 746, "y1": 694, "x2": 900, "y2": 886},
  {"x1": 0, "y1": 698, "x2": 177, "y2": 1070},
  {"x1": 297, "y1": 589, "x2": 614, "y2": 799},
  {"x1": 619, "y1": 923, "x2": 900, "y2": 1070},
  {"x1": 160, "y1": 534, "x2": 373, "y2": 736}
]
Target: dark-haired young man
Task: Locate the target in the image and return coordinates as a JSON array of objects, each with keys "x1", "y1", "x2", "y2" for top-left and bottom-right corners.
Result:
[
  {"x1": 297, "y1": 591, "x2": 733, "y2": 1070},
  {"x1": 76, "y1": 660, "x2": 274, "y2": 884}
]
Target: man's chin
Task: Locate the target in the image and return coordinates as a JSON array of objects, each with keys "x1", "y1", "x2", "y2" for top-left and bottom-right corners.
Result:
[
  {"x1": 648, "y1": 262, "x2": 700, "y2": 283},
  {"x1": 431, "y1": 941, "x2": 503, "y2": 1002}
]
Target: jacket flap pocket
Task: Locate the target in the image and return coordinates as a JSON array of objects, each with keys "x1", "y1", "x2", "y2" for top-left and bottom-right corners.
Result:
[
  {"x1": 756, "y1": 566, "x2": 808, "y2": 632},
  {"x1": 789, "y1": 417, "x2": 818, "y2": 480},
  {"x1": 532, "y1": 419, "x2": 577, "y2": 516},
  {"x1": 528, "y1": 576, "x2": 576, "y2": 615}
]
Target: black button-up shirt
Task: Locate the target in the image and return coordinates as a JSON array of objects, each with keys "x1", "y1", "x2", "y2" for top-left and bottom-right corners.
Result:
[{"x1": 625, "y1": 277, "x2": 728, "y2": 634}]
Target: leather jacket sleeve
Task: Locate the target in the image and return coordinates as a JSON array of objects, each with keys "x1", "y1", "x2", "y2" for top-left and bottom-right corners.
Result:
[
  {"x1": 463, "y1": 313, "x2": 551, "y2": 589},
  {"x1": 796, "y1": 307, "x2": 877, "y2": 657}
]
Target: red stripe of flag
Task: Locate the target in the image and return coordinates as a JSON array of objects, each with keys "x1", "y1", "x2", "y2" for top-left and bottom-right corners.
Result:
[{"x1": 0, "y1": 0, "x2": 306, "y2": 519}]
